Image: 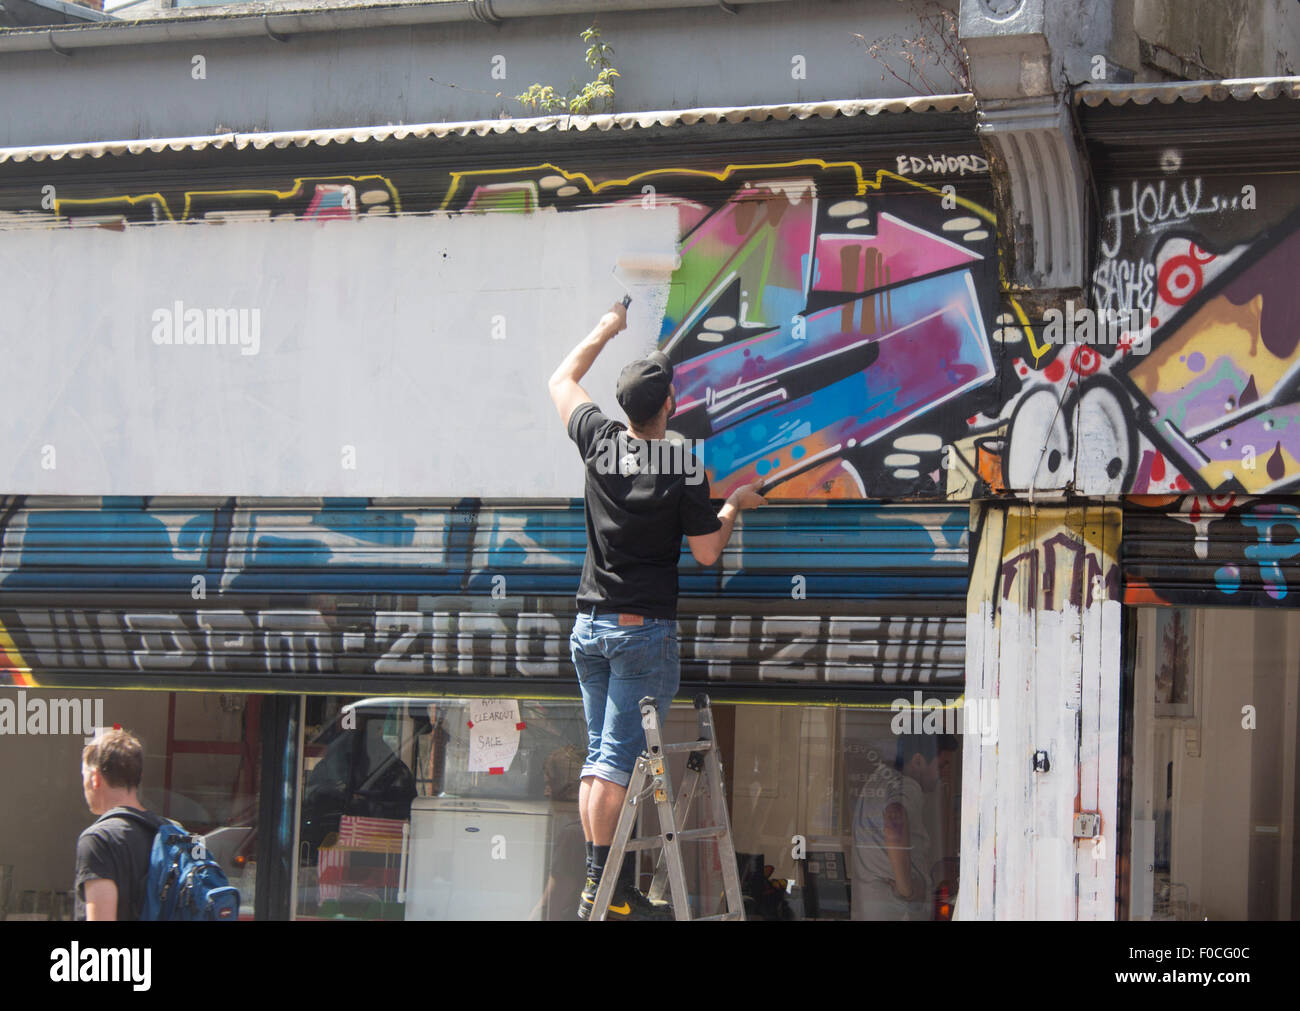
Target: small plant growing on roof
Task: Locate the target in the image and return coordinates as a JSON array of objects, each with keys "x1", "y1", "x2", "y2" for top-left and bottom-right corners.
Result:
[{"x1": 517, "y1": 22, "x2": 619, "y2": 116}]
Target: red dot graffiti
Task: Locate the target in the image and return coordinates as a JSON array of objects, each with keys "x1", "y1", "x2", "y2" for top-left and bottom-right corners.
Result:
[
  {"x1": 1070, "y1": 345, "x2": 1101, "y2": 377},
  {"x1": 1158, "y1": 253, "x2": 1203, "y2": 306}
]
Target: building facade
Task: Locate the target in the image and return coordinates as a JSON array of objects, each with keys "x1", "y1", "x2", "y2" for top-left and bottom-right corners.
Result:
[{"x1": 0, "y1": 0, "x2": 1297, "y2": 921}]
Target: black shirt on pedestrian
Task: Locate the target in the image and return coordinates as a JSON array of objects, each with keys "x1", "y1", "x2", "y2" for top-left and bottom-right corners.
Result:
[
  {"x1": 74, "y1": 806, "x2": 159, "y2": 921},
  {"x1": 567, "y1": 402, "x2": 722, "y2": 618}
]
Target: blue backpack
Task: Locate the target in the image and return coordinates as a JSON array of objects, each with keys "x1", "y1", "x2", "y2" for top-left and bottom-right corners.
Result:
[{"x1": 112, "y1": 809, "x2": 241, "y2": 921}]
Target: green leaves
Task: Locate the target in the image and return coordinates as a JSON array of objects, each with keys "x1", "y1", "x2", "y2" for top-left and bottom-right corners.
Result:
[
  {"x1": 514, "y1": 83, "x2": 568, "y2": 114},
  {"x1": 517, "y1": 21, "x2": 618, "y2": 116}
]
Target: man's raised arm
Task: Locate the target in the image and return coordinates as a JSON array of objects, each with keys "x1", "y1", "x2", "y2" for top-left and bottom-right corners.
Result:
[{"x1": 547, "y1": 302, "x2": 628, "y2": 428}]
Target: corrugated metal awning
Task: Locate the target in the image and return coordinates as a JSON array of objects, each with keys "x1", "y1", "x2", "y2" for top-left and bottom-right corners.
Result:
[
  {"x1": 1075, "y1": 76, "x2": 1300, "y2": 107},
  {"x1": 0, "y1": 95, "x2": 975, "y2": 165}
]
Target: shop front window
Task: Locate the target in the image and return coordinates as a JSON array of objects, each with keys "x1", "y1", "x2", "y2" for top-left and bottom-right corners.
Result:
[
  {"x1": 1128, "y1": 608, "x2": 1300, "y2": 920},
  {"x1": 0, "y1": 687, "x2": 261, "y2": 921},
  {"x1": 293, "y1": 694, "x2": 963, "y2": 921}
]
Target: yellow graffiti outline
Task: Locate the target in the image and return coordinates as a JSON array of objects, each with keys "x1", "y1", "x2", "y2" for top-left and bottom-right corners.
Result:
[
  {"x1": 0, "y1": 680, "x2": 958, "y2": 709},
  {"x1": 441, "y1": 159, "x2": 996, "y2": 223},
  {"x1": 54, "y1": 175, "x2": 403, "y2": 222},
  {"x1": 0, "y1": 621, "x2": 34, "y2": 687},
  {"x1": 442, "y1": 159, "x2": 1044, "y2": 365},
  {"x1": 1009, "y1": 296, "x2": 1050, "y2": 362}
]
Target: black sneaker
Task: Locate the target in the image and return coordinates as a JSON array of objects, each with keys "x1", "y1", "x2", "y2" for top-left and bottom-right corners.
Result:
[
  {"x1": 577, "y1": 876, "x2": 598, "y2": 920},
  {"x1": 604, "y1": 886, "x2": 674, "y2": 921}
]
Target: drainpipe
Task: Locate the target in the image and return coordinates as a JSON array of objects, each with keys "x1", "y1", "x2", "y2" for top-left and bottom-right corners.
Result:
[{"x1": 0, "y1": 0, "x2": 793, "y2": 54}]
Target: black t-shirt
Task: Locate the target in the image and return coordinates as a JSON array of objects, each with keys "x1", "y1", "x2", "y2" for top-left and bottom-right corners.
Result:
[
  {"x1": 74, "y1": 807, "x2": 159, "y2": 921},
  {"x1": 567, "y1": 402, "x2": 722, "y2": 618}
]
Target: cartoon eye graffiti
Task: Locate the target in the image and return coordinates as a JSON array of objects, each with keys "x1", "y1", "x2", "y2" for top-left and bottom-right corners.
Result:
[
  {"x1": 1005, "y1": 388, "x2": 1071, "y2": 491},
  {"x1": 1072, "y1": 380, "x2": 1135, "y2": 493},
  {"x1": 1005, "y1": 379, "x2": 1136, "y2": 493}
]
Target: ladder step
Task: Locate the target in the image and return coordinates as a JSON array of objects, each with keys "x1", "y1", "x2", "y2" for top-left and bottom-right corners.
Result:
[
  {"x1": 623, "y1": 826, "x2": 726, "y2": 851},
  {"x1": 657, "y1": 739, "x2": 714, "y2": 755},
  {"x1": 692, "y1": 912, "x2": 744, "y2": 921},
  {"x1": 674, "y1": 827, "x2": 727, "y2": 842}
]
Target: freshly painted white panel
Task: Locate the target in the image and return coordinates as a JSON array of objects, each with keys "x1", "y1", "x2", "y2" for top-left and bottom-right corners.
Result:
[{"x1": 0, "y1": 207, "x2": 679, "y2": 496}]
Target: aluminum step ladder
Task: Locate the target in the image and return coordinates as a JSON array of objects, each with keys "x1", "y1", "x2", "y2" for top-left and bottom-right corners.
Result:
[{"x1": 590, "y1": 693, "x2": 746, "y2": 921}]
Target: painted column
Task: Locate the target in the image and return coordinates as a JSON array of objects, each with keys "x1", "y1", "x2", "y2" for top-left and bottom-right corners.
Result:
[{"x1": 959, "y1": 501, "x2": 1122, "y2": 919}]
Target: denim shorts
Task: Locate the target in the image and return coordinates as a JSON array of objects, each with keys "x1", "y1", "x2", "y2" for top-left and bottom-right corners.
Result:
[{"x1": 570, "y1": 610, "x2": 680, "y2": 788}]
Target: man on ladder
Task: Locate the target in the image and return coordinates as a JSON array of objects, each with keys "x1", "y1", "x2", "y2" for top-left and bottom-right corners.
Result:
[{"x1": 548, "y1": 301, "x2": 766, "y2": 920}]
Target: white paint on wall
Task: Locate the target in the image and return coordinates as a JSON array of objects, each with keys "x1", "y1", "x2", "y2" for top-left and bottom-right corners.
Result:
[
  {"x1": 1077, "y1": 591, "x2": 1122, "y2": 920},
  {"x1": 957, "y1": 597, "x2": 999, "y2": 920},
  {"x1": 0, "y1": 206, "x2": 680, "y2": 496},
  {"x1": 957, "y1": 507, "x2": 1122, "y2": 921},
  {"x1": 964, "y1": 603, "x2": 1089, "y2": 919}
]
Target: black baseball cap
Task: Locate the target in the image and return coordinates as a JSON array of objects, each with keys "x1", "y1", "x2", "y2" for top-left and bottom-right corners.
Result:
[{"x1": 615, "y1": 351, "x2": 674, "y2": 424}]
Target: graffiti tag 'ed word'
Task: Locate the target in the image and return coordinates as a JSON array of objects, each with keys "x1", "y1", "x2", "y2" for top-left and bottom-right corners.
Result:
[{"x1": 894, "y1": 154, "x2": 989, "y2": 177}]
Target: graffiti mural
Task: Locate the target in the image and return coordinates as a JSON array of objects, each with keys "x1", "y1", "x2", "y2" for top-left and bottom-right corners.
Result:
[
  {"x1": 991, "y1": 164, "x2": 1300, "y2": 497},
  {"x1": 8, "y1": 141, "x2": 1300, "y2": 502},
  {"x1": 438, "y1": 159, "x2": 1006, "y2": 500},
  {"x1": 0, "y1": 497, "x2": 967, "y2": 690},
  {"x1": 15, "y1": 151, "x2": 1022, "y2": 501},
  {"x1": 1124, "y1": 494, "x2": 1300, "y2": 606},
  {"x1": 51, "y1": 175, "x2": 401, "y2": 223},
  {"x1": 1117, "y1": 219, "x2": 1300, "y2": 495},
  {"x1": 992, "y1": 507, "x2": 1121, "y2": 612}
]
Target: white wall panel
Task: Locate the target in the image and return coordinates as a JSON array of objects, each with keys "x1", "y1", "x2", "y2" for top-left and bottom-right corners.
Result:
[{"x1": 1, "y1": 206, "x2": 679, "y2": 496}]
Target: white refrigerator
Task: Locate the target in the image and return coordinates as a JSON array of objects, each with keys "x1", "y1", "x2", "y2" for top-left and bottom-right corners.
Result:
[{"x1": 403, "y1": 796, "x2": 552, "y2": 920}]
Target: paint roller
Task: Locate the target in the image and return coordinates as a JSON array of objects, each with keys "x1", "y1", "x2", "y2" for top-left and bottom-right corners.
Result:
[{"x1": 612, "y1": 251, "x2": 681, "y2": 307}]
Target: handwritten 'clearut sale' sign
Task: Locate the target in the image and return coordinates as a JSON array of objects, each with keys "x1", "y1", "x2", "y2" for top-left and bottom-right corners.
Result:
[{"x1": 467, "y1": 698, "x2": 521, "y2": 774}]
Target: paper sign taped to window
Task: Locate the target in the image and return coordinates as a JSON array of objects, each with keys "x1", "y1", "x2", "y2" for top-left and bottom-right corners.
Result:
[{"x1": 467, "y1": 698, "x2": 521, "y2": 773}]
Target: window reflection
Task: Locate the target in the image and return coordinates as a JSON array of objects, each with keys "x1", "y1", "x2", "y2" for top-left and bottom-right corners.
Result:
[
  {"x1": 0, "y1": 688, "x2": 260, "y2": 921},
  {"x1": 1129, "y1": 608, "x2": 1300, "y2": 920},
  {"x1": 294, "y1": 695, "x2": 964, "y2": 921}
]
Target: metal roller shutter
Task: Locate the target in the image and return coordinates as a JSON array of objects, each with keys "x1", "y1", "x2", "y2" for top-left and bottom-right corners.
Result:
[
  {"x1": 1123, "y1": 494, "x2": 1300, "y2": 607},
  {"x1": 0, "y1": 496, "x2": 968, "y2": 696}
]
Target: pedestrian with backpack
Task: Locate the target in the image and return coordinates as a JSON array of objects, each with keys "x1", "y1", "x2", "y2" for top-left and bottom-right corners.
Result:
[
  {"x1": 76, "y1": 727, "x2": 159, "y2": 921},
  {"x1": 76, "y1": 726, "x2": 240, "y2": 921}
]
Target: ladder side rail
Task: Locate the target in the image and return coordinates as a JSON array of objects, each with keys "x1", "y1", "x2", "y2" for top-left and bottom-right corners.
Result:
[
  {"x1": 647, "y1": 753, "x2": 705, "y2": 903},
  {"x1": 592, "y1": 756, "x2": 649, "y2": 922}
]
